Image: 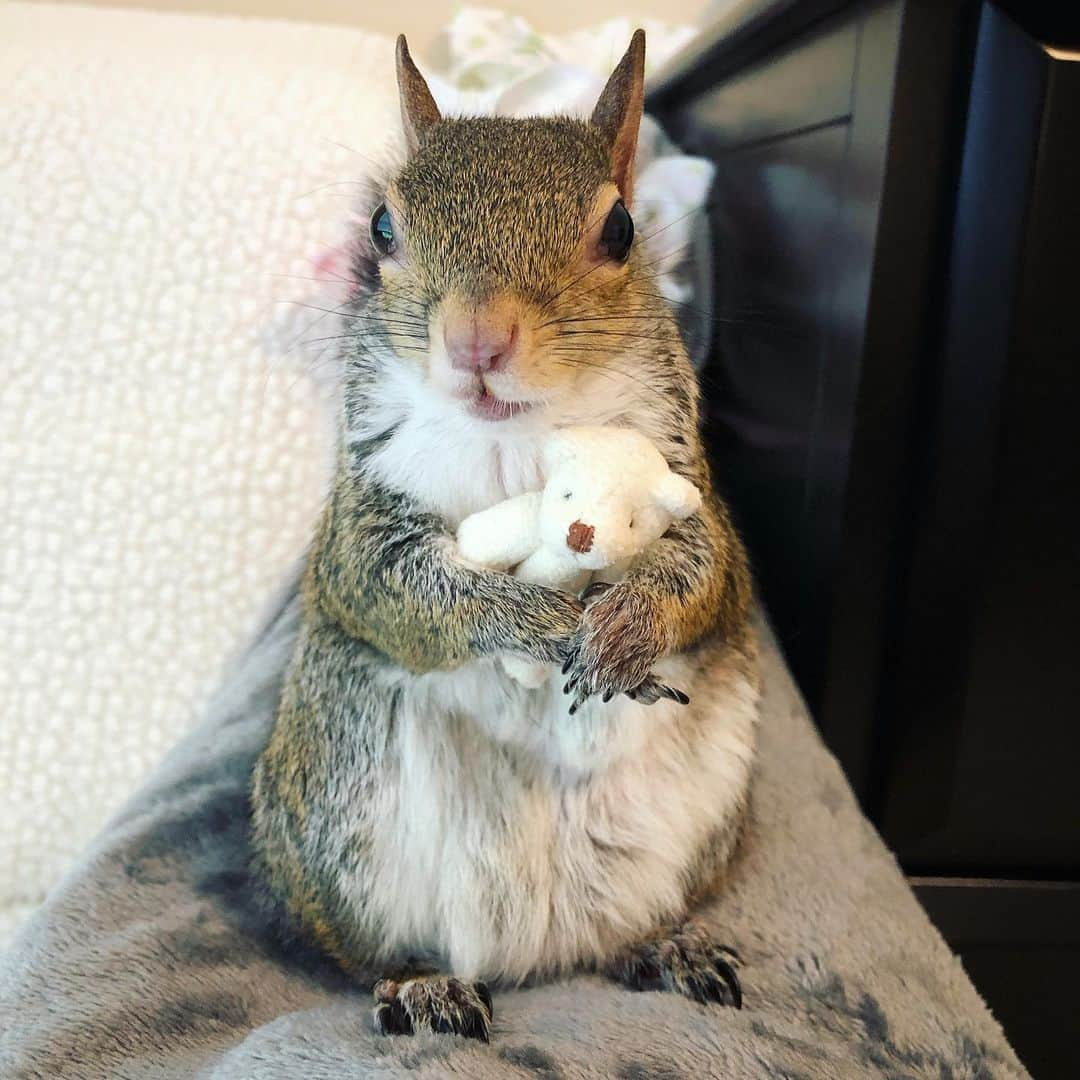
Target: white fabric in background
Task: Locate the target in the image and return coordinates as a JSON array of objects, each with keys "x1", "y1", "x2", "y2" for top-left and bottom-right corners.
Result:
[{"x1": 0, "y1": 2, "x2": 395, "y2": 940}]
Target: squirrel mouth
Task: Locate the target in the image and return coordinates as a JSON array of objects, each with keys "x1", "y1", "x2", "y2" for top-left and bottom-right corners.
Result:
[{"x1": 467, "y1": 386, "x2": 533, "y2": 422}]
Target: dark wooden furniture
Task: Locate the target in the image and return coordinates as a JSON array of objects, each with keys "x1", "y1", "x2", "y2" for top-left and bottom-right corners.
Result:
[{"x1": 649, "y1": 2, "x2": 1080, "y2": 1075}]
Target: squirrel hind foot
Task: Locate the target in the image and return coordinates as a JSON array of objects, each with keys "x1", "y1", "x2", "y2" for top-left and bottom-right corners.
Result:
[
  {"x1": 373, "y1": 975, "x2": 494, "y2": 1041},
  {"x1": 606, "y1": 922, "x2": 743, "y2": 1009}
]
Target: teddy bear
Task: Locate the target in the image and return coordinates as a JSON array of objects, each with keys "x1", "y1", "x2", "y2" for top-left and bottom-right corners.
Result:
[{"x1": 456, "y1": 426, "x2": 703, "y2": 688}]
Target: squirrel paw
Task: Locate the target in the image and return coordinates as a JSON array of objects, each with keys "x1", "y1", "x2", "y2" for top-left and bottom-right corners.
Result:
[
  {"x1": 373, "y1": 975, "x2": 494, "y2": 1041},
  {"x1": 561, "y1": 584, "x2": 686, "y2": 712},
  {"x1": 606, "y1": 923, "x2": 742, "y2": 1008}
]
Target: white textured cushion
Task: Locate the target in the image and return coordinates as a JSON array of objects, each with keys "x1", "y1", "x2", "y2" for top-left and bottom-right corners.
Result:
[{"x1": 0, "y1": 1, "x2": 399, "y2": 938}]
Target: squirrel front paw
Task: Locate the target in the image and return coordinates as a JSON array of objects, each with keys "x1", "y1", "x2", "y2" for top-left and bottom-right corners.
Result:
[{"x1": 561, "y1": 583, "x2": 688, "y2": 712}]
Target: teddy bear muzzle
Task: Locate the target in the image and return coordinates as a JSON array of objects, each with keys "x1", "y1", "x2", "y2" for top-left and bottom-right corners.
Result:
[{"x1": 566, "y1": 520, "x2": 595, "y2": 554}]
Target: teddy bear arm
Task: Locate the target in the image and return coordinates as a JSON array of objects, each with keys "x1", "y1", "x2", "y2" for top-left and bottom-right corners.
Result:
[
  {"x1": 515, "y1": 547, "x2": 589, "y2": 592},
  {"x1": 456, "y1": 492, "x2": 542, "y2": 571}
]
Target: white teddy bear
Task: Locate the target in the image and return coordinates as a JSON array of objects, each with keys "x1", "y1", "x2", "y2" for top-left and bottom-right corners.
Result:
[{"x1": 456, "y1": 426, "x2": 702, "y2": 688}]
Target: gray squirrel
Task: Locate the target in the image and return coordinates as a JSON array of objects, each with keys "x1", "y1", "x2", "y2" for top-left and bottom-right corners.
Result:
[{"x1": 250, "y1": 30, "x2": 759, "y2": 1042}]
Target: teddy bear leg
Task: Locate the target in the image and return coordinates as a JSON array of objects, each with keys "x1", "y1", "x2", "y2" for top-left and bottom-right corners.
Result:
[{"x1": 501, "y1": 655, "x2": 550, "y2": 689}]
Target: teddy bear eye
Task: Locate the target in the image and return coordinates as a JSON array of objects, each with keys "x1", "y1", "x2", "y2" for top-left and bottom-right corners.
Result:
[{"x1": 563, "y1": 491, "x2": 572, "y2": 500}]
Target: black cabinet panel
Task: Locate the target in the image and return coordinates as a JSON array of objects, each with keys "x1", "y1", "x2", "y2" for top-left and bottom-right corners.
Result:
[
  {"x1": 682, "y1": 20, "x2": 856, "y2": 148},
  {"x1": 654, "y1": 0, "x2": 1079, "y2": 872},
  {"x1": 650, "y1": 0, "x2": 1080, "y2": 1071},
  {"x1": 876, "y1": 7, "x2": 1080, "y2": 874},
  {"x1": 873, "y1": 2, "x2": 1049, "y2": 859},
  {"x1": 704, "y1": 121, "x2": 863, "y2": 708}
]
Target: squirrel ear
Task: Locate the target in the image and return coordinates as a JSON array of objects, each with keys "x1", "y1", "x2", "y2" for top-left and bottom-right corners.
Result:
[
  {"x1": 653, "y1": 472, "x2": 702, "y2": 519},
  {"x1": 396, "y1": 35, "x2": 441, "y2": 156},
  {"x1": 590, "y1": 30, "x2": 646, "y2": 205}
]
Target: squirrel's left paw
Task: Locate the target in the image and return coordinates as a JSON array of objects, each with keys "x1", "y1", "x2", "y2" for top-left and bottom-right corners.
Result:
[{"x1": 561, "y1": 583, "x2": 676, "y2": 712}]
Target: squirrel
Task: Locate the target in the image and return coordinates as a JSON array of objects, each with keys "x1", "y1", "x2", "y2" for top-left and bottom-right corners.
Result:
[{"x1": 250, "y1": 30, "x2": 759, "y2": 1042}]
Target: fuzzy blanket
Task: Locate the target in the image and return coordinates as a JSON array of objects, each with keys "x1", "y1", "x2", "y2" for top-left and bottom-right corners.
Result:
[{"x1": 0, "y1": 567, "x2": 1026, "y2": 1078}]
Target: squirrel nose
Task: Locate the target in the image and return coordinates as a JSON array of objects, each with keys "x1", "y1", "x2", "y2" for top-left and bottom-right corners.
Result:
[{"x1": 444, "y1": 308, "x2": 518, "y2": 373}]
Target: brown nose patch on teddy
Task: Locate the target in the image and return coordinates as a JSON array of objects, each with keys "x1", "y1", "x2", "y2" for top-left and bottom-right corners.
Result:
[{"x1": 567, "y1": 520, "x2": 595, "y2": 554}]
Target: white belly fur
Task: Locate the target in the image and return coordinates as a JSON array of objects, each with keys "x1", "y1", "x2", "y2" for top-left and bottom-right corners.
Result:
[
  {"x1": 358, "y1": 650, "x2": 758, "y2": 983},
  {"x1": 350, "y1": 382, "x2": 757, "y2": 981}
]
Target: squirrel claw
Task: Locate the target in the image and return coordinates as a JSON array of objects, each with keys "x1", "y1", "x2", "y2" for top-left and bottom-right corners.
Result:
[
  {"x1": 657, "y1": 684, "x2": 690, "y2": 706},
  {"x1": 624, "y1": 679, "x2": 691, "y2": 706}
]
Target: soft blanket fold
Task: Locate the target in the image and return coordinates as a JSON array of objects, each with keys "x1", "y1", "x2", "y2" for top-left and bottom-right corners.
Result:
[{"x1": 0, "y1": 570, "x2": 1025, "y2": 1078}]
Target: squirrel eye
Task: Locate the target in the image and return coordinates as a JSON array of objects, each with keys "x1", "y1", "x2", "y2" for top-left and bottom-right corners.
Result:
[
  {"x1": 370, "y1": 203, "x2": 396, "y2": 256},
  {"x1": 599, "y1": 200, "x2": 634, "y2": 262}
]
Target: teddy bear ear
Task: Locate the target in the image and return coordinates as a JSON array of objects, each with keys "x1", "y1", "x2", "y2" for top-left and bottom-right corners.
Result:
[{"x1": 653, "y1": 472, "x2": 702, "y2": 519}]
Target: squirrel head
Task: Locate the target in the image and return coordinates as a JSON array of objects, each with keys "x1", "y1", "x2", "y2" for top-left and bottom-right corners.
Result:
[{"x1": 360, "y1": 33, "x2": 667, "y2": 427}]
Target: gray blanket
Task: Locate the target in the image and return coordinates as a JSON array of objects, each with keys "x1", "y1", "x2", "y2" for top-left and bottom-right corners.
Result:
[{"x1": 0, "y1": 573, "x2": 1027, "y2": 1078}]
